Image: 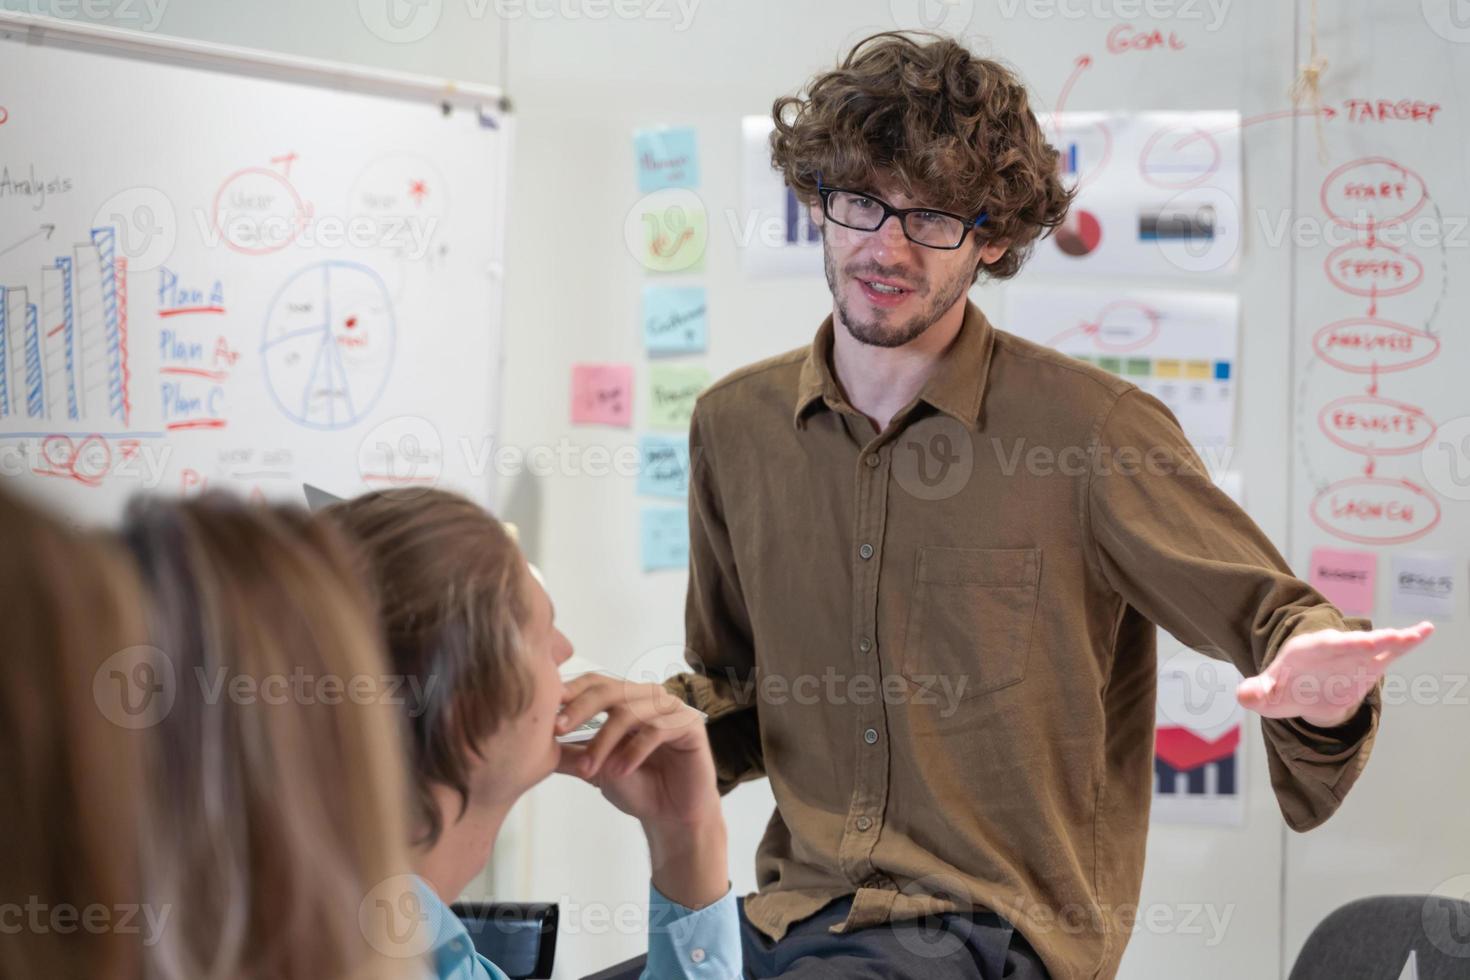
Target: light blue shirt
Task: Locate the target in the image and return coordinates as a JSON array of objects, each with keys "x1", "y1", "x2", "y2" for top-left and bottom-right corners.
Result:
[{"x1": 414, "y1": 875, "x2": 741, "y2": 980}]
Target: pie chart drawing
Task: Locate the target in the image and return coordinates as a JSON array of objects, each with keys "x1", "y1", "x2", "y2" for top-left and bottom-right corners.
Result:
[{"x1": 261, "y1": 261, "x2": 396, "y2": 430}]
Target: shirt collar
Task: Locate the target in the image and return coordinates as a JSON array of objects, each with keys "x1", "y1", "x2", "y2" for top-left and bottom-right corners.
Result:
[
  {"x1": 412, "y1": 875, "x2": 482, "y2": 979},
  {"x1": 792, "y1": 299, "x2": 997, "y2": 432}
]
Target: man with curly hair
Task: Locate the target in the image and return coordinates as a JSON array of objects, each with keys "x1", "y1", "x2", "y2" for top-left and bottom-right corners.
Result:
[{"x1": 568, "y1": 31, "x2": 1432, "y2": 980}]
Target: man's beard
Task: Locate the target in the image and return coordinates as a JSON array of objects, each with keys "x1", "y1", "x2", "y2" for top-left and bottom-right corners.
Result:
[{"x1": 823, "y1": 237, "x2": 975, "y2": 349}]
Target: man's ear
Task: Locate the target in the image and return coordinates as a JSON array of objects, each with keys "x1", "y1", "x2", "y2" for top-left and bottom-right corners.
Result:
[
  {"x1": 808, "y1": 201, "x2": 825, "y2": 227},
  {"x1": 977, "y1": 241, "x2": 1009, "y2": 265}
]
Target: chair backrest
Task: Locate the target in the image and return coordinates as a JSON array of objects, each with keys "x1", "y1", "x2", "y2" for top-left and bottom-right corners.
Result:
[
  {"x1": 1288, "y1": 894, "x2": 1470, "y2": 980},
  {"x1": 452, "y1": 901, "x2": 558, "y2": 980}
]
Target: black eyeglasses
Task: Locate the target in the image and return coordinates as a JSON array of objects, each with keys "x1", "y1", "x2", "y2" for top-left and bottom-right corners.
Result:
[{"x1": 816, "y1": 176, "x2": 989, "y2": 250}]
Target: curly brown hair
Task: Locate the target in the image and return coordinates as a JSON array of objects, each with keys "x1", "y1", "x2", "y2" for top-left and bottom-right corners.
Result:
[{"x1": 770, "y1": 31, "x2": 1073, "y2": 281}]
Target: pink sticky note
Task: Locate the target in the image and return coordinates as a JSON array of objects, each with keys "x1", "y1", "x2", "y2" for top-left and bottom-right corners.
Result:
[
  {"x1": 571, "y1": 364, "x2": 634, "y2": 427},
  {"x1": 1309, "y1": 547, "x2": 1378, "y2": 615}
]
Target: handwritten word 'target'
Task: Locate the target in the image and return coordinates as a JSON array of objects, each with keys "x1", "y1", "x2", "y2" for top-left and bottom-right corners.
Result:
[{"x1": 1343, "y1": 100, "x2": 1442, "y2": 124}]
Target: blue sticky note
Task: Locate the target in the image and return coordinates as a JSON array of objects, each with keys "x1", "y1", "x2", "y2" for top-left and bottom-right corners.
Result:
[
  {"x1": 640, "y1": 505, "x2": 689, "y2": 572},
  {"x1": 642, "y1": 285, "x2": 707, "y2": 355},
  {"x1": 634, "y1": 126, "x2": 700, "y2": 192},
  {"x1": 637, "y1": 434, "x2": 691, "y2": 499}
]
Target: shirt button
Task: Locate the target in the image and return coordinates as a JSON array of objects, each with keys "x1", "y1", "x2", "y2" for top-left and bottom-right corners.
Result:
[
  {"x1": 858, "y1": 637, "x2": 872, "y2": 652},
  {"x1": 864, "y1": 728, "x2": 879, "y2": 745},
  {"x1": 865, "y1": 453, "x2": 879, "y2": 468},
  {"x1": 691, "y1": 948, "x2": 706, "y2": 964},
  {"x1": 859, "y1": 543, "x2": 874, "y2": 560},
  {"x1": 856, "y1": 816, "x2": 873, "y2": 831}
]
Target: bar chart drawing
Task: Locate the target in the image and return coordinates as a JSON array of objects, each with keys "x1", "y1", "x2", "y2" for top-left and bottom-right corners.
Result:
[{"x1": 1, "y1": 226, "x2": 129, "y2": 427}]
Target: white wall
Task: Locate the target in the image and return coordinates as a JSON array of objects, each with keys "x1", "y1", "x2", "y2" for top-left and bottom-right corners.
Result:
[{"x1": 18, "y1": 1, "x2": 1467, "y2": 977}]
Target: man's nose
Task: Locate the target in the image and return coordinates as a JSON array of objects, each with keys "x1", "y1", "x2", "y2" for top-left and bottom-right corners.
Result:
[{"x1": 869, "y1": 213, "x2": 916, "y2": 259}]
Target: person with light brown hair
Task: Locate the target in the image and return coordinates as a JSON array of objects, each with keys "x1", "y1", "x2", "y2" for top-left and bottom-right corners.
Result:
[
  {"x1": 0, "y1": 485, "x2": 149, "y2": 980},
  {"x1": 119, "y1": 493, "x2": 423, "y2": 980},
  {"x1": 324, "y1": 487, "x2": 740, "y2": 980},
  {"x1": 560, "y1": 29, "x2": 1433, "y2": 979}
]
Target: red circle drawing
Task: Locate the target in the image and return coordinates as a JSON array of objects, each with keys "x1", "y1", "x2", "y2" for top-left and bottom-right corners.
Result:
[
  {"x1": 1311, "y1": 319, "x2": 1440, "y2": 373},
  {"x1": 211, "y1": 167, "x2": 309, "y2": 256},
  {"x1": 1324, "y1": 241, "x2": 1424, "y2": 298},
  {"x1": 1319, "y1": 157, "x2": 1427, "y2": 230},
  {"x1": 1317, "y1": 395, "x2": 1436, "y2": 456},
  {"x1": 1139, "y1": 125, "x2": 1221, "y2": 190},
  {"x1": 1309, "y1": 476, "x2": 1441, "y2": 545},
  {"x1": 1089, "y1": 300, "x2": 1162, "y2": 352}
]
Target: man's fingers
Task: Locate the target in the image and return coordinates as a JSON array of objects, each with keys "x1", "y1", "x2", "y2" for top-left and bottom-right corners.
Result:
[
  {"x1": 556, "y1": 744, "x2": 588, "y2": 777},
  {"x1": 1370, "y1": 631, "x2": 1432, "y2": 665},
  {"x1": 579, "y1": 710, "x2": 641, "y2": 777},
  {"x1": 558, "y1": 678, "x2": 638, "y2": 733},
  {"x1": 1236, "y1": 674, "x2": 1278, "y2": 712},
  {"x1": 607, "y1": 725, "x2": 673, "y2": 778},
  {"x1": 558, "y1": 678, "x2": 675, "y2": 734}
]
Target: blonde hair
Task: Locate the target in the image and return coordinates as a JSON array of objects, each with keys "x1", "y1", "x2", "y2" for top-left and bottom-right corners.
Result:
[
  {"x1": 324, "y1": 488, "x2": 535, "y2": 846},
  {"x1": 122, "y1": 493, "x2": 419, "y2": 980},
  {"x1": 0, "y1": 486, "x2": 148, "y2": 980}
]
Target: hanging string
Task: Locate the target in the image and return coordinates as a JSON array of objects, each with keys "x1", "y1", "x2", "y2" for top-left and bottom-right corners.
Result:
[{"x1": 1290, "y1": 0, "x2": 1330, "y2": 165}]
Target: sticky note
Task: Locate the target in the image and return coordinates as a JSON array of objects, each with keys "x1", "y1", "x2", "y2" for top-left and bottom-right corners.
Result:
[
  {"x1": 1391, "y1": 553, "x2": 1457, "y2": 619},
  {"x1": 636, "y1": 198, "x2": 707, "y2": 273},
  {"x1": 648, "y1": 364, "x2": 709, "y2": 432},
  {"x1": 634, "y1": 126, "x2": 700, "y2": 192},
  {"x1": 643, "y1": 285, "x2": 708, "y2": 355},
  {"x1": 1309, "y1": 547, "x2": 1378, "y2": 615},
  {"x1": 570, "y1": 363, "x2": 634, "y2": 427},
  {"x1": 640, "y1": 505, "x2": 689, "y2": 571},
  {"x1": 637, "y1": 433, "x2": 691, "y2": 499}
]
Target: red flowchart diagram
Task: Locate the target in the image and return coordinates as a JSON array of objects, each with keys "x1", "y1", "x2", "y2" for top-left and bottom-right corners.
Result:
[{"x1": 1306, "y1": 157, "x2": 1444, "y2": 545}]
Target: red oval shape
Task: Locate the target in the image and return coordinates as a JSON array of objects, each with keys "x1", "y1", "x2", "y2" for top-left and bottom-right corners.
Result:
[
  {"x1": 1310, "y1": 476, "x2": 1441, "y2": 545},
  {"x1": 1320, "y1": 157, "x2": 1428, "y2": 229},
  {"x1": 1092, "y1": 300, "x2": 1162, "y2": 352},
  {"x1": 1311, "y1": 319, "x2": 1440, "y2": 373},
  {"x1": 1317, "y1": 395, "x2": 1436, "y2": 455},
  {"x1": 1324, "y1": 242, "x2": 1424, "y2": 298}
]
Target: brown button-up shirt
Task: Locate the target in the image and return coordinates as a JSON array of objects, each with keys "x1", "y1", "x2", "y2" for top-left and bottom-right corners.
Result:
[{"x1": 665, "y1": 301, "x2": 1377, "y2": 980}]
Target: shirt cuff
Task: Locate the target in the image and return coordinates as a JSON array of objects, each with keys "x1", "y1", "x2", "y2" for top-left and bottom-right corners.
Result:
[{"x1": 642, "y1": 881, "x2": 741, "y2": 979}]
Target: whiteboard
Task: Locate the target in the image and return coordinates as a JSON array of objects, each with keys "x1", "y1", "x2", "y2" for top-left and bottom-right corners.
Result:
[{"x1": 0, "y1": 26, "x2": 511, "y2": 522}]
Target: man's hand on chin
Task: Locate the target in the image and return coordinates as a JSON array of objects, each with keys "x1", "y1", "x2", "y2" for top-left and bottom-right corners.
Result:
[{"x1": 1236, "y1": 621, "x2": 1435, "y2": 728}]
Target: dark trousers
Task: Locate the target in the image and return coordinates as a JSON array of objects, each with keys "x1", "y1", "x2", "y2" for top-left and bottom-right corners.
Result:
[{"x1": 583, "y1": 895, "x2": 1050, "y2": 979}]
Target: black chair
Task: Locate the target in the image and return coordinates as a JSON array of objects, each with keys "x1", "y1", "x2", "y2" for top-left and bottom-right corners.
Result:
[
  {"x1": 1288, "y1": 894, "x2": 1470, "y2": 980},
  {"x1": 453, "y1": 901, "x2": 559, "y2": 980}
]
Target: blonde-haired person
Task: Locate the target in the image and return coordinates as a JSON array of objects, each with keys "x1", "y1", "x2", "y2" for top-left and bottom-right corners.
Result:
[
  {"x1": 120, "y1": 493, "x2": 423, "y2": 980},
  {"x1": 324, "y1": 487, "x2": 740, "y2": 980},
  {"x1": 0, "y1": 485, "x2": 149, "y2": 980}
]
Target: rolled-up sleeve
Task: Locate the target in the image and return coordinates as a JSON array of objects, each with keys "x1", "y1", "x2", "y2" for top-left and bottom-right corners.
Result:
[
  {"x1": 642, "y1": 882, "x2": 742, "y2": 979},
  {"x1": 663, "y1": 402, "x2": 765, "y2": 795},
  {"x1": 1085, "y1": 387, "x2": 1379, "y2": 831}
]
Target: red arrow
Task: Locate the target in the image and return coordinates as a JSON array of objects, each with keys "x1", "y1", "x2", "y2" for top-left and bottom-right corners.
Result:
[
  {"x1": 1176, "y1": 106, "x2": 1337, "y2": 147},
  {"x1": 1366, "y1": 216, "x2": 1377, "y2": 249},
  {"x1": 1368, "y1": 282, "x2": 1378, "y2": 318},
  {"x1": 1368, "y1": 361, "x2": 1379, "y2": 396},
  {"x1": 1056, "y1": 56, "x2": 1092, "y2": 117},
  {"x1": 1365, "y1": 457, "x2": 1375, "y2": 477}
]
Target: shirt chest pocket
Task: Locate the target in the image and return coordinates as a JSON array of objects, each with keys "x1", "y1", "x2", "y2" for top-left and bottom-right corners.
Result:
[{"x1": 900, "y1": 546, "x2": 1041, "y2": 701}]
